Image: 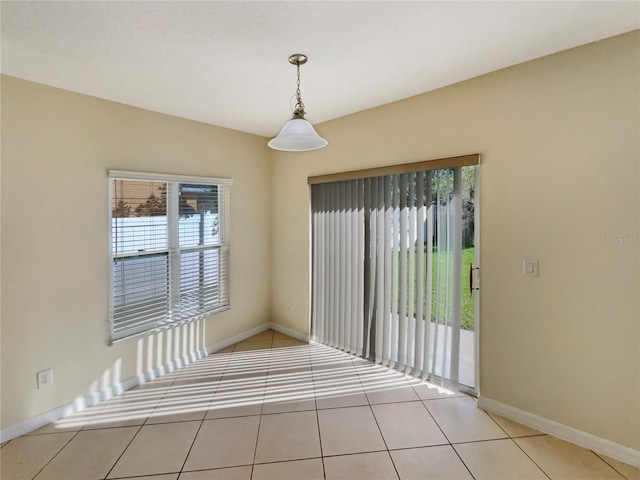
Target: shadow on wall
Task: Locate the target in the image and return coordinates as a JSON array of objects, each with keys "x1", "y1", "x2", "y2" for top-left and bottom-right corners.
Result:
[{"x1": 60, "y1": 319, "x2": 208, "y2": 422}]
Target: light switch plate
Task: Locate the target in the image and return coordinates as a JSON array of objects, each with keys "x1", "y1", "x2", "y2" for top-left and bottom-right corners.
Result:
[{"x1": 523, "y1": 258, "x2": 539, "y2": 277}]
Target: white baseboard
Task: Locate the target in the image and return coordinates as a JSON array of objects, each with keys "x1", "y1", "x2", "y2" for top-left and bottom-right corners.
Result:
[
  {"x1": 478, "y1": 396, "x2": 640, "y2": 468},
  {"x1": 1, "y1": 322, "x2": 308, "y2": 443},
  {"x1": 268, "y1": 322, "x2": 309, "y2": 343},
  {"x1": 206, "y1": 323, "x2": 272, "y2": 353}
]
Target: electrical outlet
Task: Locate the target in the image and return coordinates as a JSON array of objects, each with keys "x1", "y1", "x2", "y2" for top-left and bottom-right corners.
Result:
[
  {"x1": 37, "y1": 368, "x2": 53, "y2": 389},
  {"x1": 286, "y1": 303, "x2": 293, "y2": 313}
]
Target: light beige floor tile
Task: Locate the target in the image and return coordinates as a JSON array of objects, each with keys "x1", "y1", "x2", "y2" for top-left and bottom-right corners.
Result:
[
  {"x1": 184, "y1": 416, "x2": 260, "y2": 470},
  {"x1": 310, "y1": 350, "x2": 355, "y2": 370},
  {"x1": 84, "y1": 395, "x2": 160, "y2": 430},
  {"x1": 0, "y1": 433, "x2": 75, "y2": 480},
  {"x1": 316, "y1": 387, "x2": 369, "y2": 409},
  {"x1": 408, "y1": 377, "x2": 462, "y2": 400},
  {"x1": 28, "y1": 419, "x2": 86, "y2": 435},
  {"x1": 272, "y1": 338, "x2": 307, "y2": 348},
  {"x1": 424, "y1": 396, "x2": 507, "y2": 443},
  {"x1": 268, "y1": 364, "x2": 312, "y2": 379},
  {"x1": 357, "y1": 366, "x2": 420, "y2": 404},
  {"x1": 262, "y1": 375, "x2": 316, "y2": 414},
  {"x1": 145, "y1": 408, "x2": 208, "y2": 424},
  {"x1": 84, "y1": 411, "x2": 150, "y2": 429},
  {"x1": 170, "y1": 374, "x2": 221, "y2": 388},
  {"x1": 487, "y1": 412, "x2": 543, "y2": 438},
  {"x1": 252, "y1": 458, "x2": 324, "y2": 480},
  {"x1": 324, "y1": 451, "x2": 399, "y2": 480},
  {"x1": 318, "y1": 406, "x2": 386, "y2": 456},
  {"x1": 120, "y1": 475, "x2": 178, "y2": 480},
  {"x1": 254, "y1": 411, "x2": 321, "y2": 463},
  {"x1": 206, "y1": 377, "x2": 265, "y2": 419},
  {"x1": 314, "y1": 367, "x2": 369, "y2": 409},
  {"x1": 391, "y1": 445, "x2": 473, "y2": 480},
  {"x1": 146, "y1": 391, "x2": 212, "y2": 424},
  {"x1": 261, "y1": 397, "x2": 316, "y2": 414},
  {"x1": 246, "y1": 330, "x2": 275, "y2": 342},
  {"x1": 454, "y1": 439, "x2": 548, "y2": 479},
  {"x1": 36, "y1": 427, "x2": 138, "y2": 480},
  {"x1": 234, "y1": 340, "x2": 273, "y2": 352},
  {"x1": 273, "y1": 330, "x2": 295, "y2": 340},
  {"x1": 214, "y1": 345, "x2": 235, "y2": 354},
  {"x1": 107, "y1": 421, "x2": 200, "y2": 478},
  {"x1": 206, "y1": 400, "x2": 263, "y2": 419},
  {"x1": 180, "y1": 466, "x2": 252, "y2": 479},
  {"x1": 131, "y1": 378, "x2": 176, "y2": 391},
  {"x1": 372, "y1": 401, "x2": 448, "y2": 449},
  {"x1": 269, "y1": 350, "x2": 311, "y2": 369},
  {"x1": 515, "y1": 435, "x2": 626, "y2": 479},
  {"x1": 597, "y1": 454, "x2": 640, "y2": 480}
]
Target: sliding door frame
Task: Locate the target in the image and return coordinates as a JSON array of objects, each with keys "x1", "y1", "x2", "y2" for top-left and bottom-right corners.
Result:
[{"x1": 309, "y1": 153, "x2": 480, "y2": 394}]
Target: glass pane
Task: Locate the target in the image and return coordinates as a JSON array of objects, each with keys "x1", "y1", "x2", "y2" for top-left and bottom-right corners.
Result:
[
  {"x1": 111, "y1": 179, "x2": 167, "y2": 254},
  {"x1": 178, "y1": 248, "x2": 223, "y2": 317},
  {"x1": 178, "y1": 184, "x2": 220, "y2": 247},
  {"x1": 112, "y1": 253, "x2": 169, "y2": 337}
]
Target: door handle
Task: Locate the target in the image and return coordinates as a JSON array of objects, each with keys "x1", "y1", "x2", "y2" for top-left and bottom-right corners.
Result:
[{"x1": 469, "y1": 264, "x2": 479, "y2": 294}]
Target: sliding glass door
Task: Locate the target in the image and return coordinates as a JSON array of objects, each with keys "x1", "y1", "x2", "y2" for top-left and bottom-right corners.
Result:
[{"x1": 311, "y1": 164, "x2": 479, "y2": 393}]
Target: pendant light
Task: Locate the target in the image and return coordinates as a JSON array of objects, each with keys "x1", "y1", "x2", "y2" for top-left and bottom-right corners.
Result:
[{"x1": 268, "y1": 54, "x2": 328, "y2": 152}]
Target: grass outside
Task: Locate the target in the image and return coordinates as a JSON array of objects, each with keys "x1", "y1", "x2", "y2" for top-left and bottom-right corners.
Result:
[{"x1": 398, "y1": 246, "x2": 475, "y2": 331}]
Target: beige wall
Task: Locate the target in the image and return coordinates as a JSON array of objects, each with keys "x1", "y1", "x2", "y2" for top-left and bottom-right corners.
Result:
[
  {"x1": 270, "y1": 31, "x2": 640, "y2": 450},
  {"x1": 1, "y1": 76, "x2": 271, "y2": 428}
]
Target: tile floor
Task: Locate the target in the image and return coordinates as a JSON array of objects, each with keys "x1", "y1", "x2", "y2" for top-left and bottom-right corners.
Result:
[{"x1": 2, "y1": 329, "x2": 638, "y2": 480}]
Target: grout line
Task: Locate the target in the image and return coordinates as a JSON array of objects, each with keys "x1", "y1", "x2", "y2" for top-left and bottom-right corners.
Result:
[
  {"x1": 250, "y1": 337, "x2": 272, "y2": 477},
  {"x1": 102, "y1": 424, "x2": 146, "y2": 480},
  {"x1": 510, "y1": 436, "x2": 553, "y2": 480},
  {"x1": 449, "y1": 442, "x2": 478, "y2": 480},
  {"x1": 28, "y1": 430, "x2": 82, "y2": 480},
  {"x1": 419, "y1": 396, "x2": 453, "y2": 445},
  {"x1": 177, "y1": 417, "x2": 206, "y2": 477},
  {"x1": 592, "y1": 451, "x2": 634, "y2": 480},
  {"x1": 351, "y1": 357, "x2": 403, "y2": 480},
  {"x1": 313, "y1": 365, "x2": 326, "y2": 480}
]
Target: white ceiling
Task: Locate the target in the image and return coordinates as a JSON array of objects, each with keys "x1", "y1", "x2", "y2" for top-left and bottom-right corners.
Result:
[{"x1": 2, "y1": 1, "x2": 638, "y2": 137}]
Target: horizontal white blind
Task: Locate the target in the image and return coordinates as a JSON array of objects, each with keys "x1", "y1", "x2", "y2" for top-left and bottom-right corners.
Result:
[{"x1": 110, "y1": 173, "x2": 231, "y2": 343}]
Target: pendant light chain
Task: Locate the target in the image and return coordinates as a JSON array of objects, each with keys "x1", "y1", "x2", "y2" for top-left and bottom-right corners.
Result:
[{"x1": 295, "y1": 62, "x2": 306, "y2": 116}]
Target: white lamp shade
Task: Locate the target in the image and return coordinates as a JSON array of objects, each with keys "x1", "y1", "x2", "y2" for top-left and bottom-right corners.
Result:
[{"x1": 268, "y1": 118, "x2": 328, "y2": 152}]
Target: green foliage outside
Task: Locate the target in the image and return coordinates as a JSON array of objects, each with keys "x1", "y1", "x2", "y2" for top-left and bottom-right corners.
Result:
[{"x1": 398, "y1": 245, "x2": 475, "y2": 331}]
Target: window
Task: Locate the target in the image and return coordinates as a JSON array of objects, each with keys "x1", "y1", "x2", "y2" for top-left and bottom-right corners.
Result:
[{"x1": 109, "y1": 170, "x2": 231, "y2": 343}]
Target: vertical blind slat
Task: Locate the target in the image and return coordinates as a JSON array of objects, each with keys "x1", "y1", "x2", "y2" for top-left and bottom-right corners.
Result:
[
  {"x1": 423, "y1": 171, "x2": 434, "y2": 378},
  {"x1": 398, "y1": 174, "x2": 408, "y2": 371},
  {"x1": 407, "y1": 172, "x2": 417, "y2": 372},
  {"x1": 415, "y1": 171, "x2": 426, "y2": 376},
  {"x1": 338, "y1": 181, "x2": 346, "y2": 351},
  {"x1": 356, "y1": 179, "x2": 365, "y2": 357},
  {"x1": 382, "y1": 176, "x2": 392, "y2": 367}
]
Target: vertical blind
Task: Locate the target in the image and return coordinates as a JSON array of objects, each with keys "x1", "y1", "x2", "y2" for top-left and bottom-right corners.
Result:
[
  {"x1": 110, "y1": 171, "x2": 232, "y2": 343},
  {"x1": 311, "y1": 158, "x2": 477, "y2": 385}
]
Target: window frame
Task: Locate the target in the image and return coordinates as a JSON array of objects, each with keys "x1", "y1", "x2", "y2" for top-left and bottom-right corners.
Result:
[{"x1": 108, "y1": 170, "x2": 232, "y2": 344}]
